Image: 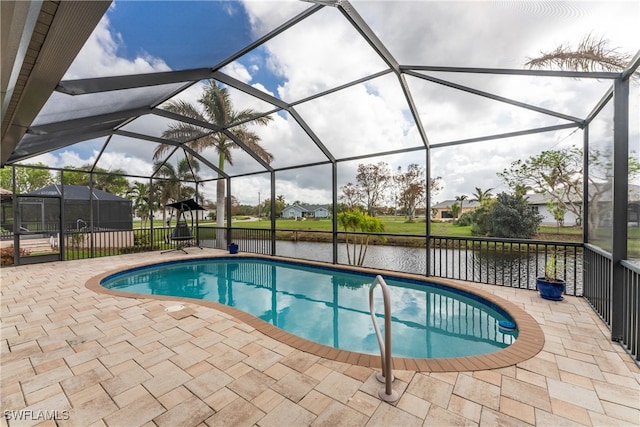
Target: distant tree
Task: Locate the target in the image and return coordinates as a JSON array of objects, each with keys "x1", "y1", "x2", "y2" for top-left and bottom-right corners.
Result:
[
  {"x1": 490, "y1": 192, "x2": 543, "y2": 238},
  {"x1": 499, "y1": 146, "x2": 639, "y2": 237},
  {"x1": 0, "y1": 164, "x2": 53, "y2": 193},
  {"x1": 455, "y1": 210, "x2": 474, "y2": 227},
  {"x1": 227, "y1": 196, "x2": 242, "y2": 216},
  {"x1": 394, "y1": 164, "x2": 426, "y2": 221},
  {"x1": 335, "y1": 202, "x2": 350, "y2": 213},
  {"x1": 261, "y1": 197, "x2": 286, "y2": 218},
  {"x1": 126, "y1": 182, "x2": 154, "y2": 228},
  {"x1": 471, "y1": 187, "x2": 493, "y2": 204},
  {"x1": 499, "y1": 147, "x2": 582, "y2": 229},
  {"x1": 340, "y1": 182, "x2": 362, "y2": 210},
  {"x1": 546, "y1": 201, "x2": 566, "y2": 230},
  {"x1": 455, "y1": 194, "x2": 468, "y2": 218},
  {"x1": 61, "y1": 165, "x2": 130, "y2": 196},
  {"x1": 450, "y1": 202, "x2": 461, "y2": 220},
  {"x1": 355, "y1": 162, "x2": 391, "y2": 216},
  {"x1": 338, "y1": 209, "x2": 385, "y2": 266},
  {"x1": 429, "y1": 176, "x2": 443, "y2": 201},
  {"x1": 153, "y1": 158, "x2": 201, "y2": 226},
  {"x1": 234, "y1": 204, "x2": 254, "y2": 216}
]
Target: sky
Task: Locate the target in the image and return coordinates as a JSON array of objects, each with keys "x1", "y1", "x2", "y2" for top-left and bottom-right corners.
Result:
[{"x1": 28, "y1": 0, "x2": 640, "y2": 206}]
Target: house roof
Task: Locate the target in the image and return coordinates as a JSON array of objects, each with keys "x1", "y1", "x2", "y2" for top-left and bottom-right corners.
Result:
[
  {"x1": 431, "y1": 200, "x2": 481, "y2": 209},
  {"x1": 27, "y1": 184, "x2": 130, "y2": 202},
  {"x1": 284, "y1": 203, "x2": 329, "y2": 212}
]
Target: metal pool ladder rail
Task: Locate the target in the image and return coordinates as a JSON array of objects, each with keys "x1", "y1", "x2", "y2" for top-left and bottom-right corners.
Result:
[{"x1": 369, "y1": 275, "x2": 399, "y2": 402}]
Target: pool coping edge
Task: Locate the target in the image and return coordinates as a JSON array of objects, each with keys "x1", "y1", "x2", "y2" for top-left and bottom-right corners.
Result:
[{"x1": 85, "y1": 252, "x2": 546, "y2": 372}]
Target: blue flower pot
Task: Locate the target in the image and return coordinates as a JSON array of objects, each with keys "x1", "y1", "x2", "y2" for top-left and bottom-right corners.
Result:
[
  {"x1": 536, "y1": 277, "x2": 565, "y2": 301},
  {"x1": 228, "y1": 244, "x2": 239, "y2": 254}
]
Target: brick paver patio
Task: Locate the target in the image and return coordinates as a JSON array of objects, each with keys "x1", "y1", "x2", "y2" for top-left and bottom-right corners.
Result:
[{"x1": 2, "y1": 249, "x2": 639, "y2": 426}]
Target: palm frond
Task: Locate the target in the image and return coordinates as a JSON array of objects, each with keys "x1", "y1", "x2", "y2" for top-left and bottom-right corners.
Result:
[
  {"x1": 233, "y1": 109, "x2": 274, "y2": 127},
  {"x1": 238, "y1": 131, "x2": 274, "y2": 164},
  {"x1": 163, "y1": 99, "x2": 207, "y2": 121},
  {"x1": 525, "y1": 33, "x2": 632, "y2": 73},
  {"x1": 162, "y1": 123, "x2": 210, "y2": 143},
  {"x1": 199, "y1": 81, "x2": 233, "y2": 126}
]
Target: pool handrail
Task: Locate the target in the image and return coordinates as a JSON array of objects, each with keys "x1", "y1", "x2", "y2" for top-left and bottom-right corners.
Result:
[{"x1": 369, "y1": 275, "x2": 398, "y2": 402}]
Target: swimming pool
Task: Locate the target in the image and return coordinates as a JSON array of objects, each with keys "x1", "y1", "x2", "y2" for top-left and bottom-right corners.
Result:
[{"x1": 91, "y1": 256, "x2": 543, "y2": 369}]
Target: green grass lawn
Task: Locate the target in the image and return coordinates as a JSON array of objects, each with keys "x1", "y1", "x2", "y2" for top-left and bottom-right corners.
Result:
[
  {"x1": 221, "y1": 217, "x2": 583, "y2": 241},
  {"x1": 135, "y1": 217, "x2": 636, "y2": 246}
]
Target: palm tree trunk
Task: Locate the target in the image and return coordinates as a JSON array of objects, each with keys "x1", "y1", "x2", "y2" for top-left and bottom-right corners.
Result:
[
  {"x1": 215, "y1": 152, "x2": 226, "y2": 249},
  {"x1": 344, "y1": 234, "x2": 352, "y2": 265}
]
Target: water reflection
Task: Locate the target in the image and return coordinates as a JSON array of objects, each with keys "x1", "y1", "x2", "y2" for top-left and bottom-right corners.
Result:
[{"x1": 275, "y1": 241, "x2": 582, "y2": 294}]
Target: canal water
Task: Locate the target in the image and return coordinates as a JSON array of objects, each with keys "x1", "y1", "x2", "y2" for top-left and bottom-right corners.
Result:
[{"x1": 273, "y1": 240, "x2": 582, "y2": 295}]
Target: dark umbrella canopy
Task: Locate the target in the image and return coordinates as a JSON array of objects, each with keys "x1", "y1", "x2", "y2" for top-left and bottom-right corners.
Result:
[{"x1": 166, "y1": 199, "x2": 205, "y2": 212}]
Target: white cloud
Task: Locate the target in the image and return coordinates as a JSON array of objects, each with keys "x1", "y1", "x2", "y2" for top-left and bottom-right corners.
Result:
[
  {"x1": 29, "y1": 1, "x2": 640, "y2": 207},
  {"x1": 222, "y1": 62, "x2": 253, "y2": 84},
  {"x1": 64, "y1": 12, "x2": 171, "y2": 79}
]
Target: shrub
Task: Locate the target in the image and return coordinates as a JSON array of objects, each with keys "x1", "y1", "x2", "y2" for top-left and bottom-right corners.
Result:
[
  {"x1": 134, "y1": 232, "x2": 151, "y2": 248},
  {"x1": 120, "y1": 232, "x2": 154, "y2": 254},
  {"x1": 455, "y1": 211, "x2": 474, "y2": 226},
  {"x1": 470, "y1": 199, "x2": 496, "y2": 236},
  {"x1": 0, "y1": 245, "x2": 30, "y2": 266},
  {"x1": 490, "y1": 192, "x2": 542, "y2": 238}
]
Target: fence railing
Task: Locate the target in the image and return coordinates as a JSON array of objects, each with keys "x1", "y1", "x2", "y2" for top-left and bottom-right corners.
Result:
[
  {"x1": 197, "y1": 228, "x2": 584, "y2": 296},
  {"x1": 581, "y1": 245, "x2": 640, "y2": 363},
  {"x1": 620, "y1": 260, "x2": 639, "y2": 363},
  {"x1": 197, "y1": 226, "x2": 273, "y2": 254},
  {"x1": 583, "y1": 244, "x2": 613, "y2": 324},
  {"x1": 430, "y1": 236, "x2": 583, "y2": 296},
  {"x1": 63, "y1": 227, "x2": 175, "y2": 260}
]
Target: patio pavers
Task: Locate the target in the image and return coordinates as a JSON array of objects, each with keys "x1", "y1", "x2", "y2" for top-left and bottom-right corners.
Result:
[{"x1": 1, "y1": 249, "x2": 639, "y2": 426}]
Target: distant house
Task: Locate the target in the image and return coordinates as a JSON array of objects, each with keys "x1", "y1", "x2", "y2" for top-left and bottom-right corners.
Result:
[
  {"x1": 282, "y1": 203, "x2": 330, "y2": 219},
  {"x1": 525, "y1": 193, "x2": 581, "y2": 226},
  {"x1": 431, "y1": 200, "x2": 480, "y2": 221},
  {"x1": 526, "y1": 184, "x2": 640, "y2": 227}
]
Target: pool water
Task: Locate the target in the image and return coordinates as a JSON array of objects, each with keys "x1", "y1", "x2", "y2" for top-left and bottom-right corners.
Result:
[{"x1": 101, "y1": 257, "x2": 517, "y2": 359}]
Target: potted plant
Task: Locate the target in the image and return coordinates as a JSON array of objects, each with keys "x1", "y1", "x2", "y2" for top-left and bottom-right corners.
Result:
[
  {"x1": 228, "y1": 243, "x2": 239, "y2": 254},
  {"x1": 536, "y1": 253, "x2": 565, "y2": 301}
]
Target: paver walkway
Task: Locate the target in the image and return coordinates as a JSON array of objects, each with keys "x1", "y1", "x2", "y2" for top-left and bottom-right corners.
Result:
[{"x1": 2, "y1": 249, "x2": 639, "y2": 426}]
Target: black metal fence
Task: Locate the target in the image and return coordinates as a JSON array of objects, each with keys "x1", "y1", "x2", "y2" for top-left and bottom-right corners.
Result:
[
  {"x1": 583, "y1": 244, "x2": 613, "y2": 324},
  {"x1": 580, "y1": 245, "x2": 639, "y2": 363},
  {"x1": 197, "y1": 226, "x2": 272, "y2": 254},
  {"x1": 63, "y1": 227, "x2": 175, "y2": 260},
  {"x1": 620, "y1": 260, "x2": 639, "y2": 362},
  {"x1": 197, "y1": 228, "x2": 584, "y2": 295},
  {"x1": 430, "y1": 236, "x2": 583, "y2": 296}
]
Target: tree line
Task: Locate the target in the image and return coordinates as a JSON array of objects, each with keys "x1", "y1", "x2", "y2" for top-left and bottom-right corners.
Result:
[{"x1": 340, "y1": 162, "x2": 442, "y2": 221}]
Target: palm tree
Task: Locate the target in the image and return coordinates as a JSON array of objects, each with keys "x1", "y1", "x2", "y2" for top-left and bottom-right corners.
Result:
[
  {"x1": 338, "y1": 209, "x2": 385, "y2": 266},
  {"x1": 450, "y1": 202, "x2": 461, "y2": 220},
  {"x1": 455, "y1": 194, "x2": 468, "y2": 219},
  {"x1": 471, "y1": 187, "x2": 493, "y2": 204},
  {"x1": 127, "y1": 182, "x2": 151, "y2": 228},
  {"x1": 153, "y1": 158, "x2": 201, "y2": 226},
  {"x1": 153, "y1": 80, "x2": 273, "y2": 247},
  {"x1": 153, "y1": 162, "x2": 181, "y2": 226}
]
